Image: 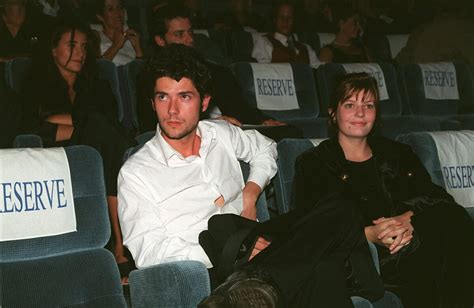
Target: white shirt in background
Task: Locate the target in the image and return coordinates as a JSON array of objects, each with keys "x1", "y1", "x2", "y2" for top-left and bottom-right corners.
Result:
[
  {"x1": 118, "y1": 120, "x2": 277, "y2": 269},
  {"x1": 252, "y1": 32, "x2": 322, "y2": 68}
]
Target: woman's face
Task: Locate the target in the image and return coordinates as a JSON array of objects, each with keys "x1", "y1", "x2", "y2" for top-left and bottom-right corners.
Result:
[
  {"x1": 339, "y1": 14, "x2": 361, "y2": 39},
  {"x1": 52, "y1": 30, "x2": 87, "y2": 75},
  {"x1": 333, "y1": 90, "x2": 376, "y2": 141},
  {"x1": 100, "y1": 0, "x2": 125, "y2": 31}
]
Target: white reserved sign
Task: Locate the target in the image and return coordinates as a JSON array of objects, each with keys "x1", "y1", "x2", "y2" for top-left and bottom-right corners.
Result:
[
  {"x1": 342, "y1": 63, "x2": 389, "y2": 101},
  {"x1": 251, "y1": 63, "x2": 299, "y2": 111},
  {"x1": 429, "y1": 131, "x2": 474, "y2": 208},
  {"x1": 0, "y1": 148, "x2": 76, "y2": 241},
  {"x1": 419, "y1": 62, "x2": 459, "y2": 100}
]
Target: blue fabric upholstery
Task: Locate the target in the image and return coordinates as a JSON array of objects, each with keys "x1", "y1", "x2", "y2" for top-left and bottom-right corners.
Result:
[
  {"x1": 129, "y1": 261, "x2": 211, "y2": 308},
  {"x1": 228, "y1": 30, "x2": 255, "y2": 62},
  {"x1": 96, "y1": 59, "x2": 124, "y2": 122},
  {"x1": 396, "y1": 131, "x2": 474, "y2": 219},
  {"x1": 12, "y1": 134, "x2": 43, "y2": 148},
  {"x1": 398, "y1": 62, "x2": 474, "y2": 116},
  {"x1": 379, "y1": 115, "x2": 441, "y2": 140},
  {"x1": 231, "y1": 62, "x2": 328, "y2": 137},
  {"x1": 0, "y1": 145, "x2": 126, "y2": 307},
  {"x1": 316, "y1": 62, "x2": 405, "y2": 117},
  {"x1": 4, "y1": 57, "x2": 31, "y2": 93},
  {"x1": 194, "y1": 33, "x2": 232, "y2": 66},
  {"x1": 120, "y1": 59, "x2": 145, "y2": 130}
]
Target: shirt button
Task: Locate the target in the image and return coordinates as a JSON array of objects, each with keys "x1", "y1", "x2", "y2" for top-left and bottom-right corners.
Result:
[{"x1": 407, "y1": 171, "x2": 414, "y2": 177}]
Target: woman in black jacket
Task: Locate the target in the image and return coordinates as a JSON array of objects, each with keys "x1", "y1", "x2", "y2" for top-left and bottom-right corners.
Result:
[
  {"x1": 293, "y1": 72, "x2": 473, "y2": 308},
  {"x1": 21, "y1": 19, "x2": 134, "y2": 282}
]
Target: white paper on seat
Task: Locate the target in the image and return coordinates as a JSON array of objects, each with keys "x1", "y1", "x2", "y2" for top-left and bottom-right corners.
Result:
[
  {"x1": 429, "y1": 130, "x2": 474, "y2": 208},
  {"x1": 251, "y1": 63, "x2": 299, "y2": 111},
  {"x1": 342, "y1": 63, "x2": 389, "y2": 101},
  {"x1": 318, "y1": 33, "x2": 335, "y2": 47},
  {"x1": 386, "y1": 34, "x2": 408, "y2": 58},
  {"x1": 419, "y1": 62, "x2": 459, "y2": 100},
  {"x1": 309, "y1": 139, "x2": 326, "y2": 147},
  {"x1": 0, "y1": 148, "x2": 76, "y2": 241},
  {"x1": 193, "y1": 29, "x2": 209, "y2": 37}
]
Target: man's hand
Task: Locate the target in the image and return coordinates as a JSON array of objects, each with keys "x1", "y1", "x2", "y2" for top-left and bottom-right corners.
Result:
[
  {"x1": 240, "y1": 181, "x2": 261, "y2": 221},
  {"x1": 261, "y1": 119, "x2": 286, "y2": 126},
  {"x1": 217, "y1": 115, "x2": 242, "y2": 127},
  {"x1": 249, "y1": 236, "x2": 271, "y2": 260},
  {"x1": 125, "y1": 29, "x2": 143, "y2": 57}
]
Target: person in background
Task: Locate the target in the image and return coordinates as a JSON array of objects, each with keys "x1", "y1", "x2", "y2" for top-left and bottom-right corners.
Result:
[
  {"x1": 94, "y1": 0, "x2": 143, "y2": 66},
  {"x1": 251, "y1": 1, "x2": 322, "y2": 68},
  {"x1": 0, "y1": 0, "x2": 53, "y2": 62},
  {"x1": 139, "y1": 4, "x2": 303, "y2": 141},
  {"x1": 318, "y1": 5, "x2": 372, "y2": 63},
  {"x1": 20, "y1": 19, "x2": 135, "y2": 283},
  {"x1": 293, "y1": 72, "x2": 474, "y2": 308}
]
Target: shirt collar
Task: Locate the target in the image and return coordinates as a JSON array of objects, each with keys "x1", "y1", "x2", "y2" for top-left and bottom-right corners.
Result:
[
  {"x1": 152, "y1": 121, "x2": 216, "y2": 166},
  {"x1": 273, "y1": 32, "x2": 290, "y2": 46}
]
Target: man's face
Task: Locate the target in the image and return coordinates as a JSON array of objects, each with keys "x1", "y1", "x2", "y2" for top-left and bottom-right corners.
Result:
[
  {"x1": 160, "y1": 17, "x2": 194, "y2": 47},
  {"x1": 152, "y1": 77, "x2": 209, "y2": 143},
  {"x1": 274, "y1": 4, "x2": 294, "y2": 36}
]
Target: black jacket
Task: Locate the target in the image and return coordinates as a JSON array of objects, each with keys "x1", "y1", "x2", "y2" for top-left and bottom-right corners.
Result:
[{"x1": 292, "y1": 136, "x2": 456, "y2": 220}]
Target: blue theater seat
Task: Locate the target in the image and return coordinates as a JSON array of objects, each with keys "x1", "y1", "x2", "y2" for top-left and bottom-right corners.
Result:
[
  {"x1": 274, "y1": 138, "x2": 404, "y2": 308},
  {"x1": 398, "y1": 62, "x2": 474, "y2": 130},
  {"x1": 231, "y1": 62, "x2": 328, "y2": 138},
  {"x1": 0, "y1": 145, "x2": 126, "y2": 307},
  {"x1": 118, "y1": 59, "x2": 145, "y2": 131},
  {"x1": 397, "y1": 130, "x2": 474, "y2": 219}
]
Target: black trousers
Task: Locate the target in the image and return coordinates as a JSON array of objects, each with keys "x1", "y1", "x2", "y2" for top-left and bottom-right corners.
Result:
[
  {"x1": 381, "y1": 203, "x2": 474, "y2": 308},
  {"x1": 209, "y1": 193, "x2": 384, "y2": 307}
]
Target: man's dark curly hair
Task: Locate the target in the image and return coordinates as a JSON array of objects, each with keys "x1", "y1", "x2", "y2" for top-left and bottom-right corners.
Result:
[{"x1": 143, "y1": 44, "x2": 213, "y2": 103}]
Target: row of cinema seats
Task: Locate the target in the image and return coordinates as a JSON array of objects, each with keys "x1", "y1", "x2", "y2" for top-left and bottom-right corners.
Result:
[
  {"x1": 5, "y1": 57, "x2": 474, "y2": 141},
  {"x1": 4, "y1": 129, "x2": 473, "y2": 307},
  {"x1": 3, "y1": 58, "x2": 473, "y2": 307},
  {"x1": 194, "y1": 30, "x2": 410, "y2": 65}
]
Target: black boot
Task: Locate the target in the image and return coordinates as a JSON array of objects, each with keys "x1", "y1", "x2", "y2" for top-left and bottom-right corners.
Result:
[{"x1": 198, "y1": 266, "x2": 281, "y2": 308}]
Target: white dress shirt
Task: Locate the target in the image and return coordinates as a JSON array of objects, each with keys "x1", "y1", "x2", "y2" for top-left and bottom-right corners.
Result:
[
  {"x1": 98, "y1": 29, "x2": 136, "y2": 66},
  {"x1": 252, "y1": 32, "x2": 322, "y2": 68},
  {"x1": 118, "y1": 120, "x2": 277, "y2": 269}
]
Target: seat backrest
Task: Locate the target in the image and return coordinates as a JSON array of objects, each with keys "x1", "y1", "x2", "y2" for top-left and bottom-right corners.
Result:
[
  {"x1": 231, "y1": 62, "x2": 320, "y2": 122},
  {"x1": 274, "y1": 138, "x2": 325, "y2": 214},
  {"x1": 386, "y1": 34, "x2": 409, "y2": 59},
  {"x1": 398, "y1": 62, "x2": 474, "y2": 116},
  {"x1": 5, "y1": 57, "x2": 31, "y2": 93},
  {"x1": 194, "y1": 33, "x2": 232, "y2": 66},
  {"x1": 316, "y1": 62, "x2": 405, "y2": 117},
  {"x1": 0, "y1": 145, "x2": 110, "y2": 263},
  {"x1": 96, "y1": 58, "x2": 124, "y2": 122},
  {"x1": 119, "y1": 59, "x2": 145, "y2": 130},
  {"x1": 397, "y1": 130, "x2": 474, "y2": 218},
  {"x1": 12, "y1": 134, "x2": 43, "y2": 148}
]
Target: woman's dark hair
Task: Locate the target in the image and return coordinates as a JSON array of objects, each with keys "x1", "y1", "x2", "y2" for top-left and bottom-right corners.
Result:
[
  {"x1": 142, "y1": 44, "x2": 213, "y2": 103},
  {"x1": 95, "y1": 0, "x2": 123, "y2": 17},
  {"x1": 328, "y1": 72, "x2": 380, "y2": 136},
  {"x1": 330, "y1": 4, "x2": 359, "y2": 33},
  {"x1": 32, "y1": 19, "x2": 97, "y2": 88}
]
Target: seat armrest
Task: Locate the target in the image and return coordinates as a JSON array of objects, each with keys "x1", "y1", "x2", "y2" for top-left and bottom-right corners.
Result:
[{"x1": 129, "y1": 260, "x2": 211, "y2": 308}]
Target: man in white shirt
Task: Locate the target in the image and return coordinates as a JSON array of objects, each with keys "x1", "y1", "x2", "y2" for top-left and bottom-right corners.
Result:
[
  {"x1": 252, "y1": 2, "x2": 322, "y2": 68},
  {"x1": 118, "y1": 44, "x2": 277, "y2": 270}
]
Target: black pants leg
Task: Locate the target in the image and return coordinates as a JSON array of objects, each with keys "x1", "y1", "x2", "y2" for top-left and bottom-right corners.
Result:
[
  {"x1": 384, "y1": 203, "x2": 474, "y2": 308},
  {"x1": 248, "y1": 193, "x2": 384, "y2": 307}
]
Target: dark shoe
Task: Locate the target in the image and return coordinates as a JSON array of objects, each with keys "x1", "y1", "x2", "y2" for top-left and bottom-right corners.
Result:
[{"x1": 198, "y1": 267, "x2": 281, "y2": 308}]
